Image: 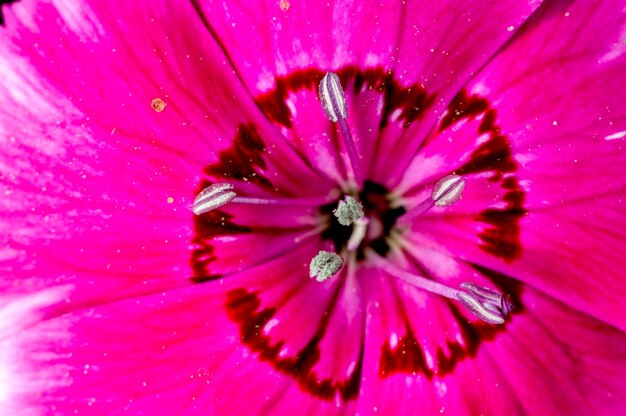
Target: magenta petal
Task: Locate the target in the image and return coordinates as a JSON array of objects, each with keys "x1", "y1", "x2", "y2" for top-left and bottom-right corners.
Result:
[
  {"x1": 370, "y1": 0, "x2": 542, "y2": 185},
  {"x1": 417, "y1": 201, "x2": 626, "y2": 332},
  {"x1": 355, "y1": 268, "x2": 626, "y2": 415},
  {"x1": 483, "y1": 287, "x2": 626, "y2": 414},
  {"x1": 460, "y1": 0, "x2": 626, "y2": 210},
  {"x1": 193, "y1": 0, "x2": 541, "y2": 96},
  {"x1": 0, "y1": 286, "x2": 73, "y2": 414},
  {"x1": 356, "y1": 269, "x2": 480, "y2": 415},
  {"x1": 461, "y1": 0, "x2": 626, "y2": 210},
  {"x1": 0, "y1": 0, "x2": 333, "y2": 307},
  {"x1": 4, "y1": 243, "x2": 366, "y2": 414},
  {"x1": 2, "y1": 0, "x2": 626, "y2": 413},
  {"x1": 194, "y1": 0, "x2": 542, "y2": 189},
  {"x1": 412, "y1": 0, "x2": 626, "y2": 330}
]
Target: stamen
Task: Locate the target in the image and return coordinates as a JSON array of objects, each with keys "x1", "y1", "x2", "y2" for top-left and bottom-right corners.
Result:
[
  {"x1": 347, "y1": 217, "x2": 369, "y2": 251},
  {"x1": 309, "y1": 250, "x2": 344, "y2": 282},
  {"x1": 375, "y1": 257, "x2": 511, "y2": 324},
  {"x1": 318, "y1": 72, "x2": 348, "y2": 122},
  {"x1": 377, "y1": 259, "x2": 460, "y2": 299},
  {"x1": 405, "y1": 174, "x2": 466, "y2": 219},
  {"x1": 319, "y1": 72, "x2": 363, "y2": 185},
  {"x1": 432, "y1": 174, "x2": 466, "y2": 207},
  {"x1": 458, "y1": 282, "x2": 513, "y2": 323},
  {"x1": 192, "y1": 183, "x2": 237, "y2": 215},
  {"x1": 333, "y1": 195, "x2": 364, "y2": 226},
  {"x1": 294, "y1": 225, "x2": 327, "y2": 244},
  {"x1": 456, "y1": 292, "x2": 507, "y2": 325},
  {"x1": 192, "y1": 183, "x2": 332, "y2": 215}
]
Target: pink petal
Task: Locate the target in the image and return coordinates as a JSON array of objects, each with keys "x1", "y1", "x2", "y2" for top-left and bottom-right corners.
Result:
[
  {"x1": 193, "y1": 0, "x2": 542, "y2": 187},
  {"x1": 409, "y1": 0, "x2": 626, "y2": 331},
  {"x1": 354, "y1": 268, "x2": 503, "y2": 415},
  {"x1": 2, "y1": 0, "x2": 625, "y2": 413},
  {"x1": 5, "y1": 240, "x2": 369, "y2": 413},
  {"x1": 482, "y1": 286, "x2": 626, "y2": 414},
  {"x1": 417, "y1": 200, "x2": 626, "y2": 332},
  {"x1": 192, "y1": 0, "x2": 541, "y2": 95},
  {"x1": 0, "y1": 286, "x2": 73, "y2": 414},
  {"x1": 0, "y1": 0, "x2": 333, "y2": 307},
  {"x1": 355, "y1": 266, "x2": 626, "y2": 414}
]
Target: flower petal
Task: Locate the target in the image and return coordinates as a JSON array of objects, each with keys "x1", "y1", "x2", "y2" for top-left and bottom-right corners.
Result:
[
  {"x1": 187, "y1": 0, "x2": 544, "y2": 189},
  {"x1": 413, "y1": 0, "x2": 626, "y2": 330},
  {"x1": 193, "y1": 0, "x2": 543, "y2": 187},
  {"x1": 193, "y1": 0, "x2": 541, "y2": 95},
  {"x1": 482, "y1": 286, "x2": 626, "y2": 414},
  {"x1": 462, "y1": 0, "x2": 626, "y2": 208},
  {"x1": 3, "y1": 239, "x2": 371, "y2": 413},
  {"x1": 355, "y1": 265, "x2": 626, "y2": 414},
  {"x1": 0, "y1": 0, "x2": 331, "y2": 308}
]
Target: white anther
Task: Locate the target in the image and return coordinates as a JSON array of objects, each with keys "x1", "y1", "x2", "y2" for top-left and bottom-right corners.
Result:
[
  {"x1": 456, "y1": 292, "x2": 506, "y2": 324},
  {"x1": 458, "y1": 282, "x2": 513, "y2": 324},
  {"x1": 309, "y1": 250, "x2": 343, "y2": 282},
  {"x1": 432, "y1": 174, "x2": 466, "y2": 207},
  {"x1": 192, "y1": 183, "x2": 237, "y2": 215},
  {"x1": 333, "y1": 195, "x2": 364, "y2": 226},
  {"x1": 319, "y1": 72, "x2": 348, "y2": 122}
]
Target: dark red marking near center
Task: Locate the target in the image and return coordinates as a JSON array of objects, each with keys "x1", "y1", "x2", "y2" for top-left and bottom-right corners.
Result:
[
  {"x1": 379, "y1": 312, "x2": 503, "y2": 379},
  {"x1": 478, "y1": 177, "x2": 527, "y2": 260},
  {"x1": 255, "y1": 66, "x2": 436, "y2": 130},
  {"x1": 191, "y1": 69, "x2": 528, "y2": 394},
  {"x1": 443, "y1": 90, "x2": 528, "y2": 262},
  {"x1": 204, "y1": 123, "x2": 272, "y2": 189},
  {"x1": 190, "y1": 209, "x2": 251, "y2": 283},
  {"x1": 192, "y1": 123, "x2": 271, "y2": 282},
  {"x1": 379, "y1": 264, "x2": 523, "y2": 378},
  {"x1": 225, "y1": 288, "x2": 364, "y2": 402},
  {"x1": 378, "y1": 87, "x2": 529, "y2": 379}
]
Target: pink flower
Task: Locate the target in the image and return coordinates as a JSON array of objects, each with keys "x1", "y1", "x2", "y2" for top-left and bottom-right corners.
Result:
[{"x1": 1, "y1": 0, "x2": 626, "y2": 414}]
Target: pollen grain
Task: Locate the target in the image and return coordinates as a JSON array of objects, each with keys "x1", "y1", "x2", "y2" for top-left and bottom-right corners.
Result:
[{"x1": 151, "y1": 98, "x2": 166, "y2": 112}]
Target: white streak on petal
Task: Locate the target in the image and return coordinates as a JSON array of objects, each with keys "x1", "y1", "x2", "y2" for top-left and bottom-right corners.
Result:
[
  {"x1": 0, "y1": 286, "x2": 74, "y2": 414},
  {"x1": 389, "y1": 333, "x2": 398, "y2": 349},
  {"x1": 263, "y1": 318, "x2": 279, "y2": 335},
  {"x1": 51, "y1": 0, "x2": 104, "y2": 39},
  {"x1": 604, "y1": 130, "x2": 626, "y2": 141},
  {"x1": 255, "y1": 69, "x2": 275, "y2": 92},
  {"x1": 434, "y1": 380, "x2": 448, "y2": 398},
  {"x1": 598, "y1": 22, "x2": 626, "y2": 64}
]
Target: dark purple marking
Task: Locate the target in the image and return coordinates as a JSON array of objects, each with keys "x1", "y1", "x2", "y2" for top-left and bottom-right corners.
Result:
[
  {"x1": 225, "y1": 288, "x2": 363, "y2": 401},
  {"x1": 445, "y1": 90, "x2": 527, "y2": 261},
  {"x1": 440, "y1": 89, "x2": 489, "y2": 131},
  {"x1": 190, "y1": 206, "x2": 251, "y2": 283},
  {"x1": 379, "y1": 328, "x2": 433, "y2": 378},
  {"x1": 255, "y1": 67, "x2": 436, "y2": 130},
  {"x1": 379, "y1": 264, "x2": 523, "y2": 378},
  {"x1": 189, "y1": 69, "x2": 528, "y2": 390},
  {"x1": 378, "y1": 306, "x2": 500, "y2": 379},
  {"x1": 192, "y1": 123, "x2": 271, "y2": 281},
  {"x1": 477, "y1": 177, "x2": 527, "y2": 260},
  {"x1": 204, "y1": 123, "x2": 272, "y2": 189}
]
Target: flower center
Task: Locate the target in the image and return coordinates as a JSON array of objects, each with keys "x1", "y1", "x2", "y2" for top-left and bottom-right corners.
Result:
[
  {"x1": 192, "y1": 71, "x2": 513, "y2": 326},
  {"x1": 189, "y1": 66, "x2": 527, "y2": 401},
  {"x1": 320, "y1": 180, "x2": 405, "y2": 259}
]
